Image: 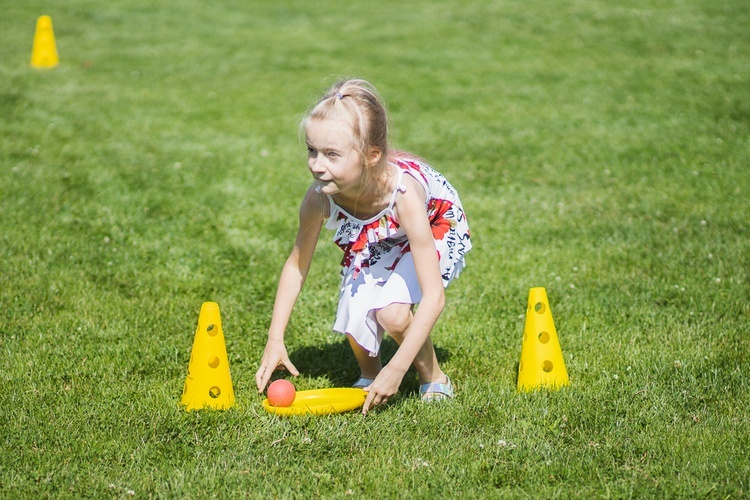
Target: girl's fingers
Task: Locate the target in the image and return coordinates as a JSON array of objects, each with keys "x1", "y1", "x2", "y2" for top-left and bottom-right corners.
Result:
[
  {"x1": 283, "y1": 359, "x2": 300, "y2": 376},
  {"x1": 362, "y1": 387, "x2": 388, "y2": 415},
  {"x1": 256, "y1": 358, "x2": 299, "y2": 393},
  {"x1": 256, "y1": 365, "x2": 270, "y2": 392},
  {"x1": 362, "y1": 392, "x2": 374, "y2": 415}
]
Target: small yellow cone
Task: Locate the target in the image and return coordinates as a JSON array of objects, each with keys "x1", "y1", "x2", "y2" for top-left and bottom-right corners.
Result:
[
  {"x1": 30, "y1": 15, "x2": 59, "y2": 68},
  {"x1": 181, "y1": 302, "x2": 235, "y2": 410},
  {"x1": 517, "y1": 287, "x2": 569, "y2": 392}
]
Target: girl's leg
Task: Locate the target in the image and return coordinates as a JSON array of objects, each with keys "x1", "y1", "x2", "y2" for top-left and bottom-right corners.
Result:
[
  {"x1": 346, "y1": 333, "x2": 382, "y2": 379},
  {"x1": 376, "y1": 303, "x2": 447, "y2": 384}
]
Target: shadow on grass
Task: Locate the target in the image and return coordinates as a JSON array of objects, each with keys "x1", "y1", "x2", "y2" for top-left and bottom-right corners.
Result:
[{"x1": 289, "y1": 337, "x2": 452, "y2": 396}]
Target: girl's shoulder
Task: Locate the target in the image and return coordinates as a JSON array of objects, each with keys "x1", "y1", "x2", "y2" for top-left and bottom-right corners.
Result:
[
  {"x1": 390, "y1": 152, "x2": 460, "y2": 201},
  {"x1": 391, "y1": 153, "x2": 436, "y2": 188},
  {"x1": 301, "y1": 183, "x2": 331, "y2": 220},
  {"x1": 390, "y1": 150, "x2": 426, "y2": 169}
]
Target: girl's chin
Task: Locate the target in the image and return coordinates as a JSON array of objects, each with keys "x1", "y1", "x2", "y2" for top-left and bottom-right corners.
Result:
[{"x1": 315, "y1": 183, "x2": 336, "y2": 194}]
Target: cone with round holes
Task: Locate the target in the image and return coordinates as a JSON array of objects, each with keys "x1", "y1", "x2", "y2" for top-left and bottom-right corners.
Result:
[
  {"x1": 517, "y1": 287, "x2": 569, "y2": 391},
  {"x1": 181, "y1": 302, "x2": 235, "y2": 410}
]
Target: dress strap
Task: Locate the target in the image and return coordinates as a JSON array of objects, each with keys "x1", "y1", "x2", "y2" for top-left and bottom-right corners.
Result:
[
  {"x1": 325, "y1": 194, "x2": 337, "y2": 219},
  {"x1": 386, "y1": 164, "x2": 406, "y2": 210}
]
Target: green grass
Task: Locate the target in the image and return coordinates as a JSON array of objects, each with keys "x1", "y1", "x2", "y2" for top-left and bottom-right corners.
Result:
[{"x1": 1, "y1": 0, "x2": 749, "y2": 496}]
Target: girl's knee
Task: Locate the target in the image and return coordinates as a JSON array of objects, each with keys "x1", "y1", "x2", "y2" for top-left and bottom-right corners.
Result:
[{"x1": 376, "y1": 304, "x2": 412, "y2": 337}]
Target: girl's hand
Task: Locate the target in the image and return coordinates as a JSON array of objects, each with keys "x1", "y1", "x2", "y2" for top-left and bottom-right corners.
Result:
[
  {"x1": 362, "y1": 365, "x2": 406, "y2": 415},
  {"x1": 255, "y1": 339, "x2": 299, "y2": 392}
]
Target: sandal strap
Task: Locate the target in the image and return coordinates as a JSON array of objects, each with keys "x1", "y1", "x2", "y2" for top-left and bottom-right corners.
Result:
[
  {"x1": 419, "y1": 376, "x2": 454, "y2": 398},
  {"x1": 352, "y1": 377, "x2": 375, "y2": 389}
]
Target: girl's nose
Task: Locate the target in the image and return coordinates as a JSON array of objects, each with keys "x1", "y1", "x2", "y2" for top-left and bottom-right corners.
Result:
[{"x1": 309, "y1": 157, "x2": 325, "y2": 174}]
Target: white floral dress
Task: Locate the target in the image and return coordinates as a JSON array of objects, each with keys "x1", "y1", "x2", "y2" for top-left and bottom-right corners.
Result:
[{"x1": 325, "y1": 157, "x2": 472, "y2": 356}]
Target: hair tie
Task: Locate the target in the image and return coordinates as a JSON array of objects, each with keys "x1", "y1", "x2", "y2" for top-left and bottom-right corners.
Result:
[{"x1": 335, "y1": 92, "x2": 344, "y2": 100}]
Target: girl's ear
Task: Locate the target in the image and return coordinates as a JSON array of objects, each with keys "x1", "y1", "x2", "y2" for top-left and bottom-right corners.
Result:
[{"x1": 367, "y1": 147, "x2": 383, "y2": 167}]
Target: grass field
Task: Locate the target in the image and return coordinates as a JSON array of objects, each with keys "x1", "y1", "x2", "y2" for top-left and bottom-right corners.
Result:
[{"x1": 1, "y1": 0, "x2": 749, "y2": 497}]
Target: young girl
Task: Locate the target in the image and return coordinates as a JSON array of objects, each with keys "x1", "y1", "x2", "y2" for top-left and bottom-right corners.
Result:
[{"x1": 254, "y1": 79, "x2": 471, "y2": 414}]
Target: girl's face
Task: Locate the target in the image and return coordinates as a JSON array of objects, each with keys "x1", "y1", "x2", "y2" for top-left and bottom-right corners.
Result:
[{"x1": 305, "y1": 117, "x2": 364, "y2": 197}]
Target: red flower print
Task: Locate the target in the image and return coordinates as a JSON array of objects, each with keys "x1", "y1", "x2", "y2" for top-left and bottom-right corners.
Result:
[{"x1": 428, "y1": 199, "x2": 454, "y2": 241}]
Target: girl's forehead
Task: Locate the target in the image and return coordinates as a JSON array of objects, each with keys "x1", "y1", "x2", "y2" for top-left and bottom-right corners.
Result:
[{"x1": 305, "y1": 117, "x2": 355, "y2": 147}]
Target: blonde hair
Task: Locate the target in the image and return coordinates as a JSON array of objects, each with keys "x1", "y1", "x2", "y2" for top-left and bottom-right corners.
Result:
[{"x1": 302, "y1": 79, "x2": 391, "y2": 191}]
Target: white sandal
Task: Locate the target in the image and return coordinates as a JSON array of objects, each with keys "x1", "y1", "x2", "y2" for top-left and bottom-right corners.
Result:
[
  {"x1": 352, "y1": 377, "x2": 375, "y2": 389},
  {"x1": 419, "y1": 376, "x2": 454, "y2": 402}
]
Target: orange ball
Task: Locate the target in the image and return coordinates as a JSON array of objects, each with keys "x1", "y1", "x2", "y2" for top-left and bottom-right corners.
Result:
[{"x1": 267, "y1": 379, "x2": 296, "y2": 407}]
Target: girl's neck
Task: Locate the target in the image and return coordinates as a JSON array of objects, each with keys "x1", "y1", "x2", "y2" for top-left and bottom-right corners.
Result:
[{"x1": 333, "y1": 164, "x2": 396, "y2": 220}]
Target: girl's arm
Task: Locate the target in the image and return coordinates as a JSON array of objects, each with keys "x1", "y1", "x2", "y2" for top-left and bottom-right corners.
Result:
[
  {"x1": 362, "y1": 174, "x2": 446, "y2": 412},
  {"x1": 255, "y1": 185, "x2": 327, "y2": 392}
]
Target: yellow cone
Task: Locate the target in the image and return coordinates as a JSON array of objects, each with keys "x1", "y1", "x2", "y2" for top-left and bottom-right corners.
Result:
[
  {"x1": 517, "y1": 287, "x2": 569, "y2": 392},
  {"x1": 181, "y1": 302, "x2": 235, "y2": 410},
  {"x1": 30, "y1": 15, "x2": 59, "y2": 68}
]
